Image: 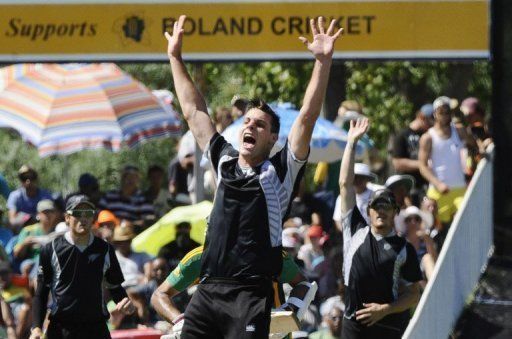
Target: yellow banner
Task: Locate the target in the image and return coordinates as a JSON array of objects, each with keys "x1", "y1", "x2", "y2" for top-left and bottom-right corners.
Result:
[{"x1": 0, "y1": 1, "x2": 489, "y2": 61}]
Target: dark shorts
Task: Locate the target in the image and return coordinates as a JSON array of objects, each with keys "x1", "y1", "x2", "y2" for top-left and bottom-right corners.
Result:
[
  {"x1": 46, "y1": 320, "x2": 111, "y2": 339},
  {"x1": 181, "y1": 280, "x2": 274, "y2": 339},
  {"x1": 342, "y1": 316, "x2": 404, "y2": 339}
]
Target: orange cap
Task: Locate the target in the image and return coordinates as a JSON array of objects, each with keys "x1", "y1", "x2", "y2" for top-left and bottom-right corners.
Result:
[
  {"x1": 95, "y1": 210, "x2": 119, "y2": 228},
  {"x1": 307, "y1": 225, "x2": 324, "y2": 238}
]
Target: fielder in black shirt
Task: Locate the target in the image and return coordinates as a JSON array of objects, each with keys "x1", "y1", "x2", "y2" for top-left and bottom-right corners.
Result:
[
  {"x1": 30, "y1": 195, "x2": 135, "y2": 339},
  {"x1": 164, "y1": 15, "x2": 344, "y2": 339},
  {"x1": 339, "y1": 119, "x2": 422, "y2": 339}
]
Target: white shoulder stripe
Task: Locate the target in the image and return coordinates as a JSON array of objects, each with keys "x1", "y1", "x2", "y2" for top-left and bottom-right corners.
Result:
[
  {"x1": 392, "y1": 245, "x2": 408, "y2": 300},
  {"x1": 343, "y1": 227, "x2": 370, "y2": 286}
]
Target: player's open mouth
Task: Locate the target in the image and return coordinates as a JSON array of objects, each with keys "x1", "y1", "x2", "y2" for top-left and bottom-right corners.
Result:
[{"x1": 243, "y1": 134, "x2": 256, "y2": 149}]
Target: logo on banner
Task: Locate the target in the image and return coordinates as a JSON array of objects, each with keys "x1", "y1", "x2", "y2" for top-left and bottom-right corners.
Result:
[
  {"x1": 123, "y1": 16, "x2": 145, "y2": 42},
  {"x1": 114, "y1": 13, "x2": 151, "y2": 46}
]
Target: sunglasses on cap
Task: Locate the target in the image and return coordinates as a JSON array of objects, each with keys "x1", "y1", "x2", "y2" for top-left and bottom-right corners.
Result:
[{"x1": 67, "y1": 210, "x2": 95, "y2": 218}]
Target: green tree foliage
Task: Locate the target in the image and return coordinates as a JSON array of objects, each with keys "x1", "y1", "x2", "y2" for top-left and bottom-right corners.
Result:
[
  {"x1": 0, "y1": 60, "x2": 490, "y2": 197},
  {"x1": 122, "y1": 62, "x2": 313, "y2": 110},
  {"x1": 0, "y1": 129, "x2": 176, "y2": 197},
  {"x1": 344, "y1": 61, "x2": 491, "y2": 149}
]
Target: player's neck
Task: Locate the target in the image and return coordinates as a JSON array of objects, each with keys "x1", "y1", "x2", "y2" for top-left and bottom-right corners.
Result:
[
  {"x1": 238, "y1": 154, "x2": 266, "y2": 168},
  {"x1": 434, "y1": 122, "x2": 451, "y2": 135},
  {"x1": 70, "y1": 230, "x2": 91, "y2": 246},
  {"x1": 371, "y1": 225, "x2": 394, "y2": 237}
]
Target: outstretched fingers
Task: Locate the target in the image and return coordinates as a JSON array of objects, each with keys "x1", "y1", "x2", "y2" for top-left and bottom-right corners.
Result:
[
  {"x1": 298, "y1": 36, "x2": 309, "y2": 47},
  {"x1": 173, "y1": 20, "x2": 179, "y2": 36},
  {"x1": 309, "y1": 18, "x2": 319, "y2": 36},
  {"x1": 167, "y1": 15, "x2": 185, "y2": 37},
  {"x1": 318, "y1": 16, "x2": 325, "y2": 34},
  {"x1": 165, "y1": 16, "x2": 185, "y2": 39},
  {"x1": 326, "y1": 19, "x2": 344, "y2": 40},
  {"x1": 175, "y1": 16, "x2": 186, "y2": 36},
  {"x1": 326, "y1": 19, "x2": 337, "y2": 35},
  {"x1": 357, "y1": 118, "x2": 369, "y2": 132},
  {"x1": 349, "y1": 118, "x2": 369, "y2": 139},
  {"x1": 333, "y1": 26, "x2": 344, "y2": 40},
  {"x1": 177, "y1": 15, "x2": 186, "y2": 30}
]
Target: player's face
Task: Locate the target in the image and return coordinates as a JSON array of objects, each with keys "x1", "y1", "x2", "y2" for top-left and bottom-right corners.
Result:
[
  {"x1": 151, "y1": 258, "x2": 169, "y2": 283},
  {"x1": 435, "y1": 105, "x2": 452, "y2": 126},
  {"x1": 65, "y1": 203, "x2": 95, "y2": 236},
  {"x1": 38, "y1": 209, "x2": 58, "y2": 227},
  {"x1": 20, "y1": 172, "x2": 38, "y2": 191},
  {"x1": 327, "y1": 307, "x2": 342, "y2": 336},
  {"x1": 404, "y1": 214, "x2": 422, "y2": 235},
  {"x1": 391, "y1": 185, "x2": 407, "y2": 205},
  {"x1": 239, "y1": 108, "x2": 277, "y2": 161},
  {"x1": 121, "y1": 171, "x2": 140, "y2": 191},
  {"x1": 353, "y1": 176, "x2": 369, "y2": 194},
  {"x1": 368, "y1": 203, "x2": 396, "y2": 231}
]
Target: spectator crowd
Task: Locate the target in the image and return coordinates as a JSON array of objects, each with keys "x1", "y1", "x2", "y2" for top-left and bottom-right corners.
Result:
[{"x1": 0, "y1": 95, "x2": 492, "y2": 338}]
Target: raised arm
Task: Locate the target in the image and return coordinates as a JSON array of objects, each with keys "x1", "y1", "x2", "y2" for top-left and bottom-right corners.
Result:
[
  {"x1": 339, "y1": 118, "x2": 369, "y2": 214},
  {"x1": 289, "y1": 17, "x2": 343, "y2": 160},
  {"x1": 165, "y1": 15, "x2": 216, "y2": 151}
]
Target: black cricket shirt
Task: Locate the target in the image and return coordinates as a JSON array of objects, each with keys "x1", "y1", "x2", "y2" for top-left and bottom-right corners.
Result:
[
  {"x1": 200, "y1": 133, "x2": 306, "y2": 279},
  {"x1": 36, "y1": 233, "x2": 125, "y2": 324},
  {"x1": 341, "y1": 207, "x2": 422, "y2": 331}
]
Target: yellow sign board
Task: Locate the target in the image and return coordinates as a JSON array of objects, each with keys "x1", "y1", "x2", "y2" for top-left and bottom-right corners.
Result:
[{"x1": 0, "y1": 1, "x2": 489, "y2": 61}]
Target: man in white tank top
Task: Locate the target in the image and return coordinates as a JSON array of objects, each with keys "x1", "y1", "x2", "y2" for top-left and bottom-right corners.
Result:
[{"x1": 418, "y1": 96, "x2": 476, "y2": 225}]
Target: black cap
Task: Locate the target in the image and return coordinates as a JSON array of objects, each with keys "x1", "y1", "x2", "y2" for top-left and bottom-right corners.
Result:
[
  {"x1": 66, "y1": 195, "x2": 95, "y2": 211},
  {"x1": 78, "y1": 173, "x2": 99, "y2": 190},
  {"x1": 369, "y1": 189, "x2": 398, "y2": 209}
]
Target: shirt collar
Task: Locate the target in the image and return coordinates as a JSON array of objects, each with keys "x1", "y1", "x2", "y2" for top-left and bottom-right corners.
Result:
[
  {"x1": 64, "y1": 231, "x2": 94, "y2": 247},
  {"x1": 371, "y1": 228, "x2": 397, "y2": 241}
]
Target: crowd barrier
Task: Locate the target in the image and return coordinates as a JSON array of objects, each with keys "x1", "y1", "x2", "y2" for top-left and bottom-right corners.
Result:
[{"x1": 403, "y1": 145, "x2": 494, "y2": 339}]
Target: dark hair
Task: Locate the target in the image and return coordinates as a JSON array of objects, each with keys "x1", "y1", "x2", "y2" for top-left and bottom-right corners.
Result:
[
  {"x1": 121, "y1": 164, "x2": 140, "y2": 181},
  {"x1": 244, "y1": 98, "x2": 280, "y2": 134},
  {"x1": 147, "y1": 165, "x2": 164, "y2": 175},
  {"x1": 18, "y1": 170, "x2": 38, "y2": 182},
  {"x1": 123, "y1": 164, "x2": 140, "y2": 173},
  {"x1": 367, "y1": 189, "x2": 400, "y2": 215},
  {"x1": 176, "y1": 221, "x2": 192, "y2": 229},
  {"x1": 231, "y1": 96, "x2": 250, "y2": 112}
]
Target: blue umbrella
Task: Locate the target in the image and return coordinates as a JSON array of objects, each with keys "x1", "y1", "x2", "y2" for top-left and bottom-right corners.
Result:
[{"x1": 222, "y1": 102, "x2": 367, "y2": 163}]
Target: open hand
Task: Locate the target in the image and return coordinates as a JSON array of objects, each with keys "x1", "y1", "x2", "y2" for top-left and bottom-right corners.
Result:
[
  {"x1": 355, "y1": 303, "x2": 389, "y2": 326},
  {"x1": 347, "y1": 118, "x2": 369, "y2": 144},
  {"x1": 299, "y1": 17, "x2": 343, "y2": 61},
  {"x1": 116, "y1": 297, "x2": 136, "y2": 315},
  {"x1": 164, "y1": 15, "x2": 186, "y2": 59}
]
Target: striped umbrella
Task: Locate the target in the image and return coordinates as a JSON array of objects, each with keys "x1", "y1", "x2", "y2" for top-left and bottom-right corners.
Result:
[{"x1": 0, "y1": 63, "x2": 181, "y2": 157}]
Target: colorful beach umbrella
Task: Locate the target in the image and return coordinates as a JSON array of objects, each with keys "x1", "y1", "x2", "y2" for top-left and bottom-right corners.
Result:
[
  {"x1": 221, "y1": 102, "x2": 367, "y2": 163},
  {"x1": 0, "y1": 63, "x2": 181, "y2": 157}
]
